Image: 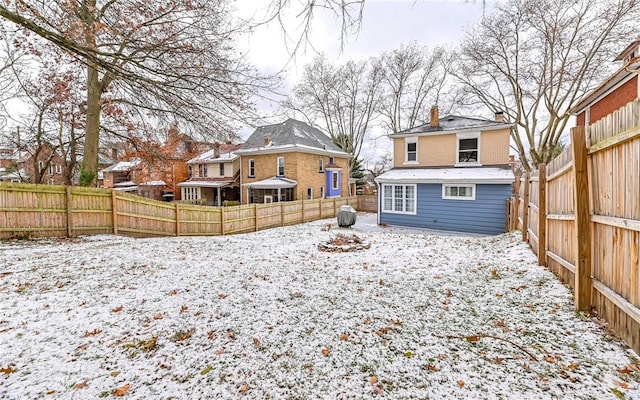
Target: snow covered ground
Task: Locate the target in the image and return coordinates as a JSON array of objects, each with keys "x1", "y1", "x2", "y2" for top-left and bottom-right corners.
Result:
[{"x1": 1, "y1": 214, "x2": 639, "y2": 399}]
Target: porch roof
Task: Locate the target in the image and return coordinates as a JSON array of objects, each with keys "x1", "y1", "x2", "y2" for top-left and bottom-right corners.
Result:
[
  {"x1": 242, "y1": 176, "x2": 297, "y2": 189},
  {"x1": 375, "y1": 167, "x2": 515, "y2": 184},
  {"x1": 177, "y1": 180, "x2": 234, "y2": 188}
]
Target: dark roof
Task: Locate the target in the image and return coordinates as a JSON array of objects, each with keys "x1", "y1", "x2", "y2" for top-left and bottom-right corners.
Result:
[
  {"x1": 240, "y1": 119, "x2": 345, "y2": 153},
  {"x1": 393, "y1": 115, "x2": 511, "y2": 136}
]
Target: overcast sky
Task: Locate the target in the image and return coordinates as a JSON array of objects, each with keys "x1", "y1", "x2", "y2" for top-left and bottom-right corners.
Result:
[{"x1": 236, "y1": 0, "x2": 490, "y2": 162}]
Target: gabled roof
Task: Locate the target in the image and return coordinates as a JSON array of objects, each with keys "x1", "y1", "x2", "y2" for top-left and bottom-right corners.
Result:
[
  {"x1": 236, "y1": 119, "x2": 349, "y2": 156},
  {"x1": 187, "y1": 143, "x2": 242, "y2": 164},
  {"x1": 100, "y1": 159, "x2": 141, "y2": 173},
  {"x1": 392, "y1": 115, "x2": 512, "y2": 137}
]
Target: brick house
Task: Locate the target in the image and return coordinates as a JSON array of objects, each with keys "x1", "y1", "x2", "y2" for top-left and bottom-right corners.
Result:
[
  {"x1": 17, "y1": 143, "x2": 72, "y2": 185},
  {"x1": 374, "y1": 106, "x2": 515, "y2": 235},
  {"x1": 571, "y1": 40, "x2": 640, "y2": 126},
  {"x1": 235, "y1": 119, "x2": 350, "y2": 204}
]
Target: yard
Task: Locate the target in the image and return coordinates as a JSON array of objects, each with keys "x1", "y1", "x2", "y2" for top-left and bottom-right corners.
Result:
[{"x1": 0, "y1": 214, "x2": 639, "y2": 399}]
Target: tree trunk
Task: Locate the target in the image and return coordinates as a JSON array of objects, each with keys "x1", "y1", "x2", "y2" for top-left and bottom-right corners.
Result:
[{"x1": 80, "y1": 62, "x2": 101, "y2": 186}]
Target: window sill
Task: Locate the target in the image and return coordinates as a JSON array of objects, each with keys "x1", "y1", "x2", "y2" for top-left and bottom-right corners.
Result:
[
  {"x1": 442, "y1": 196, "x2": 476, "y2": 201},
  {"x1": 381, "y1": 209, "x2": 417, "y2": 215},
  {"x1": 403, "y1": 161, "x2": 419, "y2": 165},
  {"x1": 248, "y1": 175, "x2": 255, "y2": 178},
  {"x1": 454, "y1": 162, "x2": 482, "y2": 167}
]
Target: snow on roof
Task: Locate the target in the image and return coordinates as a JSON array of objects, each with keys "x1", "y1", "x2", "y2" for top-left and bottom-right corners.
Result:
[
  {"x1": 187, "y1": 144, "x2": 242, "y2": 164},
  {"x1": 375, "y1": 167, "x2": 515, "y2": 184},
  {"x1": 238, "y1": 119, "x2": 348, "y2": 156},
  {"x1": 177, "y1": 180, "x2": 234, "y2": 188},
  {"x1": 100, "y1": 159, "x2": 141, "y2": 172},
  {"x1": 140, "y1": 180, "x2": 167, "y2": 186},
  {"x1": 394, "y1": 115, "x2": 512, "y2": 136},
  {"x1": 242, "y1": 176, "x2": 297, "y2": 189}
]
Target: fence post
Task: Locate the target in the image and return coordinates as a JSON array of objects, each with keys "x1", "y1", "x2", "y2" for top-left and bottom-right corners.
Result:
[
  {"x1": 571, "y1": 126, "x2": 593, "y2": 311},
  {"x1": 65, "y1": 186, "x2": 73, "y2": 237},
  {"x1": 522, "y1": 172, "x2": 530, "y2": 241},
  {"x1": 537, "y1": 164, "x2": 547, "y2": 266},
  {"x1": 281, "y1": 202, "x2": 285, "y2": 227},
  {"x1": 111, "y1": 190, "x2": 118, "y2": 235},
  {"x1": 513, "y1": 174, "x2": 521, "y2": 231},
  {"x1": 175, "y1": 202, "x2": 180, "y2": 237},
  {"x1": 254, "y1": 203, "x2": 258, "y2": 232},
  {"x1": 301, "y1": 199, "x2": 305, "y2": 223},
  {"x1": 220, "y1": 207, "x2": 225, "y2": 235}
]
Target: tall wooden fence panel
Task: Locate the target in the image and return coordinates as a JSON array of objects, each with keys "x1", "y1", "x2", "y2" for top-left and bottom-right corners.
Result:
[
  {"x1": 512, "y1": 99, "x2": 640, "y2": 354},
  {"x1": 545, "y1": 144, "x2": 576, "y2": 288},
  {"x1": 177, "y1": 203, "x2": 222, "y2": 236},
  {"x1": 588, "y1": 102, "x2": 640, "y2": 353},
  {"x1": 357, "y1": 195, "x2": 378, "y2": 213}
]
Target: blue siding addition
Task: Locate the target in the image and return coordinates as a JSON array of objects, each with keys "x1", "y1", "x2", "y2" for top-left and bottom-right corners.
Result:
[
  {"x1": 327, "y1": 170, "x2": 342, "y2": 197},
  {"x1": 380, "y1": 183, "x2": 512, "y2": 235}
]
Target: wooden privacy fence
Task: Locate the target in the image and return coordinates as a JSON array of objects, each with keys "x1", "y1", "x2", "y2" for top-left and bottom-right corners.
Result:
[
  {"x1": 0, "y1": 183, "x2": 360, "y2": 239},
  {"x1": 508, "y1": 98, "x2": 640, "y2": 355}
]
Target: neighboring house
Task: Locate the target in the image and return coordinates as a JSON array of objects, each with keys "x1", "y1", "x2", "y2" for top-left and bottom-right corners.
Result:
[
  {"x1": 571, "y1": 39, "x2": 640, "y2": 126},
  {"x1": 100, "y1": 159, "x2": 142, "y2": 193},
  {"x1": 100, "y1": 126, "x2": 214, "y2": 201},
  {"x1": 17, "y1": 143, "x2": 72, "y2": 185},
  {"x1": 375, "y1": 106, "x2": 515, "y2": 235},
  {"x1": 178, "y1": 143, "x2": 242, "y2": 206},
  {"x1": 235, "y1": 119, "x2": 350, "y2": 204}
]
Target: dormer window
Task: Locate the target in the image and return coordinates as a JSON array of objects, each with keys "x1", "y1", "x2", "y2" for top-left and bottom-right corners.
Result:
[{"x1": 456, "y1": 132, "x2": 481, "y2": 166}]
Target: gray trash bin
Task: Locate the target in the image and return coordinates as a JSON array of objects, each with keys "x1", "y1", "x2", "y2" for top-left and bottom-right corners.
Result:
[{"x1": 337, "y1": 205, "x2": 357, "y2": 228}]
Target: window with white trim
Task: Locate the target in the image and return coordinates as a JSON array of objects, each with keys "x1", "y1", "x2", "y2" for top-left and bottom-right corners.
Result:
[
  {"x1": 329, "y1": 157, "x2": 334, "y2": 164},
  {"x1": 55, "y1": 164, "x2": 62, "y2": 174},
  {"x1": 248, "y1": 159, "x2": 255, "y2": 177},
  {"x1": 332, "y1": 171, "x2": 339, "y2": 190},
  {"x1": 319, "y1": 158, "x2": 324, "y2": 172},
  {"x1": 48, "y1": 164, "x2": 53, "y2": 175},
  {"x1": 442, "y1": 184, "x2": 475, "y2": 200},
  {"x1": 183, "y1": 187, "x2": 200, "y2": 201},
  {"x1": 382, "y1": 184, "x2": 416, "y2": 214},
  {"x1": 219, "y1": 163, "x2": 225, "y2": 177},
  {"x1": 198, "y1": 164, "x2": 207, "y2": 177},
  {"x1": 277, "y1": 156, "x2": 285, "y2": 176},
  {"x1": 405, "y1": 137, "x2": 417, "y2": 163},
  {"x1": 320, "y1": 186, "x2": 325, "y2": 198},
  {"x1": 457, "y1": 132, "x2": 480, "y2": 164},
  {"x1": 47, "y1": 179, "x2": 54, "y2": 185},
  {"x1": 307, "y1": 187, "x2": 313, "y2": 199}
]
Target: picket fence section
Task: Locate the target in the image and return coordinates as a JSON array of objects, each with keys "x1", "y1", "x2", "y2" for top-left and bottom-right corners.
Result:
[
  {"x1": 508, "y1": 99, "x2": 640, "y2": 354},
  {"x1": 0, "y1": 183, "x2": 359, "y2": 239}
]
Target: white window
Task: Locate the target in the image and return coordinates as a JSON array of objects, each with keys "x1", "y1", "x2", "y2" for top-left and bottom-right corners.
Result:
[
  {"x1": 183, "y1": 187, "x2": 200, "y2": 201},
  {"x1": 320, "y1": 186, "x2": 325, "y2": 199},
  {"x1": 55, "y1": 164, "x2": 62, "y2": 174},
  {"x1": 277, "y1": 156, "x2": 285, "y2": 176},
  {"x1": 442, "y1": 184, "x2": 476, "y2": 200},
  {"x1": 382, "y1": 184, "x2": 416, "y2": 214},
  {"x1": 248, "y1": 159, "x2": 255, "y2": 177},
  {"x1": 456, "y1": 132, "x2": 480, "y2": 165},
  {"x1": 307, "y1": 187, "x2": 313, "y2": 199},
  {"x1": 47, "y1": 179, "x2": 54, "y2": 185},
  {"x1": 405, "y1": 137, "x2": 417, "y2": 163},
  {"x1": 319, "y1": 158, "x2": 324, "y2": 172},
  {"x1": 329, "y1": 157, "x2": 335, "y2": 164},
  {"x1": 48, "y1": 164, "x2": 53, "y2": 175},
  {"x1": 332, "y1": 171, "x2": 339, "y2": 190},
  {"x1": 219, "y1": 163, "x2": 225, "y2": 177},
  {"x1": 198, "y1": 164, "x2": 207, "y2": 178}
]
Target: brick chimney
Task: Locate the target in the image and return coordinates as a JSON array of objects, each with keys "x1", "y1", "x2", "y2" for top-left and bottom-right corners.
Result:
[
  {"x1": 430, "y1": 105, "x2": 439, "y2": 128},
  {"x1": 213, "y1": 143, "x2": 220, "y2": 158},
  {"x1": 495, "y1": 111, "x2": 505, "y2": 122},
  {"x1": 264, "y1": 136, "x2": 272, "y2": 146}
]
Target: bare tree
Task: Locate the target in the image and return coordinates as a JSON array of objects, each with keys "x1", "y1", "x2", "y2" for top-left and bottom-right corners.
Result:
[
  {"x1": 455, "y1": 0, "x2": 640, "y2": 170},
  {"x1": 376, "y1": 42, "x2": 453, "y2": 133},
  {"x1": 0, "y1": 1, "x2": 276, "y2": 186},
  {"x1": 285, "y1": 54, "x2": 382, "y2": 166}
]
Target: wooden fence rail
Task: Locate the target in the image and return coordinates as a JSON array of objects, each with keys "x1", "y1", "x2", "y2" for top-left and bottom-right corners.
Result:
[
  {"x1": 511, "y1": 98, "x2": 640, "y2": 355},
  {"x1": 0, "y1": 183, "x2": 361, "y2": 239}
]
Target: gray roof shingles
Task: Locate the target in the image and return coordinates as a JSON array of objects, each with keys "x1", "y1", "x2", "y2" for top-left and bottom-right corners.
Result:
[
  {"x1": 394, "y1": 115, "x2": 511, "y2": 136},
  {"x1": 241, "y1": 119, "x2": 345, "y2": 153}
]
